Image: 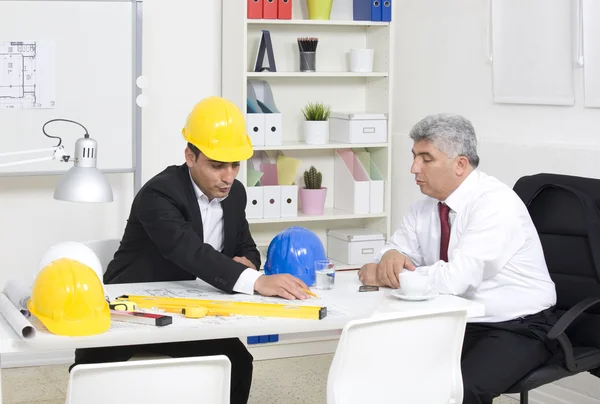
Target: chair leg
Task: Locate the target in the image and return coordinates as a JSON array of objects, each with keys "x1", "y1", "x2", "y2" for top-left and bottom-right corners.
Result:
[{"x1": 520, "y1": 390, "x2": 529, "y2": 404}]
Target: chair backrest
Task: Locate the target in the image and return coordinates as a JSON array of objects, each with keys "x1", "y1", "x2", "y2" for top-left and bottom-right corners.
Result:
[
  {"x1": 66, "y1": 355, "x2": 231, "y2": 404},
  {"x1": 327, "y1": 307, "x2": 468, "y2": 404},
  {"x1": 82, "y1": 238, "x2": 121, "y2": 274},
  {"x1": 513, "y1": 173, "x2": 600, "y2": 312}
]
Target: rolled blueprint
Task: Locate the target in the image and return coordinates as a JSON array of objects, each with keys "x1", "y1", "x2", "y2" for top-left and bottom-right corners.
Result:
[
  {"x1": 3, "y1": 279, "x2": 32, "y2": 317},
  {"x1": 0, "y1": 293, "x2": 36, "y2": 339}
]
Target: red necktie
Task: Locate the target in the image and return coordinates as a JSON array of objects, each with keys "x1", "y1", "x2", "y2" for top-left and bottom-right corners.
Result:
[{"x1": 438, "y1": 202, "x2": 450, "y2": 262}]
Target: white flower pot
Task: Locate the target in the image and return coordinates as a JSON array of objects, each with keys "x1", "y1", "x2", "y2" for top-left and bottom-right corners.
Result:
[{"x1": 304, "y1": 120, "x2": 329, "y2": 145}]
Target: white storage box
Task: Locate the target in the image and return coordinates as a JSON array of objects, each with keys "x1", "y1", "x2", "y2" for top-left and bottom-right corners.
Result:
[
  {"x1": 329, "y1": 112, "x2": 388, "y2": 144},
  {"x1": 327, "y1": 228, "x2": 386, "y2": 266}
]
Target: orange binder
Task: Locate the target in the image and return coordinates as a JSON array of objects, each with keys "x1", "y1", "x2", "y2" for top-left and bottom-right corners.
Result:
[
  {"x1": 247, "y1": 0, "x2": 263, "y2": 19},
  {"x1": 277, "y1": 0, "x2": 292, "y2": 19},
  {"x1": 263, "y1": 0, "x2": 278, "y2": 19}
]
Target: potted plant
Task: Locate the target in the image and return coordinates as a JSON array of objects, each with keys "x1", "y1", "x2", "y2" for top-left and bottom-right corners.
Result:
[
  {"x1": 299, "y1": 165, "x2": 327, "y2": 215},
  {"x1": 302, "y1": 101, "x2": 331, "y2": 145}
]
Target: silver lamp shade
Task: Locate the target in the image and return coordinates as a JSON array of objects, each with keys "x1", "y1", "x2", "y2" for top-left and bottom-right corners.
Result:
[{"x1": 53, "y1": 135, "x2": 113, "y2": 203}]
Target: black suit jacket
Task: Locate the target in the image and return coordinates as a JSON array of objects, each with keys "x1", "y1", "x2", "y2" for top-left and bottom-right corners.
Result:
[{"x1": 103, "y1": 164, "x2": 261, "y2": 293}]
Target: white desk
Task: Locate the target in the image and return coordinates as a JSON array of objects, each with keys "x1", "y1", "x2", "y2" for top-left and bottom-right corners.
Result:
[{"x1": 0, "y1": 271, "x2": 485, "y2": 354}]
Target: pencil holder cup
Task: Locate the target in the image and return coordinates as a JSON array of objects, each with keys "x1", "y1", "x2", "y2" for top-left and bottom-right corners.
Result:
[{"x1": 299, "y1": 51, "x2": 316, "y2": 72}]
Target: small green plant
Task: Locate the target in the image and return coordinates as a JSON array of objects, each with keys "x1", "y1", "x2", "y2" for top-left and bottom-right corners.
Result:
[
  {"x1": 301, "y1": 101, "x2": 331, "y2": 121},
  {"x1": 303, "y1": 165, "x2": 323, "y2": 189}
]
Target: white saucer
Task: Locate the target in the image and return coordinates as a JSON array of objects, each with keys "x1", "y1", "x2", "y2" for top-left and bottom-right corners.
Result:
[{"x1": 390, "y1": 289, "x2": 438, "y2": 301}]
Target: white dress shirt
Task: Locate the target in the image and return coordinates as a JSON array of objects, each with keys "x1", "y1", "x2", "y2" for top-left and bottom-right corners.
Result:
[
  {"x1": 190, "y1": 172, "x2": 261, "y2": 295},
  {"x1": 376, "y1": 170, "x2": 556, "y2": 323}
]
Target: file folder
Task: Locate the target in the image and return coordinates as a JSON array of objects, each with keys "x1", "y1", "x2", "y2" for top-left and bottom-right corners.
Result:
[
  {"x1": 246, "y1": 113, "x2": 265, "y2": 146},
  {"x1": 277, "y1": 0, "x2": 292, "y2": 19},
  {"x1": 263, "y1": 0, "x2": 277, "y2": 19},
  {"x1": 355, "y1": 150, "x2": 384, "y2": 213},
  {"x1": 334, "y1": 149, "x2": 370, "y2": 214},
  {"x1": 246, "y1": 187, "x2": 264, "y2": 219},
  {"x1": 371, "y1": 0, "x2": 382, "y2": 21},
  {"x1": 381, "y1": 0, "x2": 391, "y2": 22},
  {"x1": 353, "y1": 0, "x2": 371, "y2": 21},
  {"x1": 247, "y1": 0, "x2": 263, "y2": 19}
]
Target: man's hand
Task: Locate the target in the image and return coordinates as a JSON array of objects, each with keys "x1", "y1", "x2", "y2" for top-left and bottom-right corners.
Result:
[
  {"x1": 233, "y1": 256, "x2": 256, "y2": 270},
  {"x1": 375, "y1": 250, "x2": 416, "y2": 289},
  {"x1": 254, "y1": 274, "x2": 309, "y2": 300},
  {"x1": 358, "y1": 263, "x2": 381, "y2": 286}
]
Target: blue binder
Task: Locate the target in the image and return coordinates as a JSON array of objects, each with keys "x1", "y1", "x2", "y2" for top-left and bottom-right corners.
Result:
[
  {"x1": 382, "y1": 0, "x2": 391, "y2": 22},
  {"x1": 371, "y1": 0, "x2": 382, "y2": 21},
  {"x1": 353, "y1": 0, "x2": 370, "y2": 21}
]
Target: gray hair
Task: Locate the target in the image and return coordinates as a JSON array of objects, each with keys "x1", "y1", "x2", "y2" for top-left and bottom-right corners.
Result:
[{"x1": 409, "y1": 113, "x2": 480, "y2": 168}]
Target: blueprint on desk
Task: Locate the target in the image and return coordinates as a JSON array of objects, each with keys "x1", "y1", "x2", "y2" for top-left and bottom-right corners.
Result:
[{"x1": 104, "y1": 280, "x2": 349, "y2": 328}]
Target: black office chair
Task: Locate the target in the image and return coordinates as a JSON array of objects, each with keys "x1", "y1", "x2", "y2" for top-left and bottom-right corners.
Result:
[{"x1": 506, "y1": 173, "x2": 600, "y2": 403}]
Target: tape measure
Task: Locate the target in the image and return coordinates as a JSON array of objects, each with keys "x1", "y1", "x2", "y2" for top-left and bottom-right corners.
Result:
[{"x1": 109, "y1": 301, "x2": 138, "y2": 312}]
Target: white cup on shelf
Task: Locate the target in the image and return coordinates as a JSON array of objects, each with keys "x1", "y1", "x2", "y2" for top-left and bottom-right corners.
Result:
[{"x1": 349, "y1": 48, "x2": 375, "y2": 73}]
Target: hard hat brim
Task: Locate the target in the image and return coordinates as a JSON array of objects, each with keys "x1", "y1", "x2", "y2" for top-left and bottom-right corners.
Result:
[{"x1": 198, "y1": 143, "x2": 254, "y2": 163}]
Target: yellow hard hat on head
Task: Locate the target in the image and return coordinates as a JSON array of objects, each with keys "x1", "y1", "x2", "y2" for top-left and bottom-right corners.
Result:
[
  {"x1": 182, "y1": 96, "x2": 253, "y2": 162},
  {"x1": 27, "y1": 257, "x2": 110, "y2": 337}
]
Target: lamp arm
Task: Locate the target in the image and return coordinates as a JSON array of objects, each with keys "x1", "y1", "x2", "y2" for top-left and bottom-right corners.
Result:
[{"x1": 0, "y1": 145, "x2": 68, "y2": 168}]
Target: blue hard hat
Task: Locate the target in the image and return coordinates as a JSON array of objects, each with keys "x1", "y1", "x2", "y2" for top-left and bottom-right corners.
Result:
[{"x1": 264, "y1": 226, "x2": 327, "y2": 286}]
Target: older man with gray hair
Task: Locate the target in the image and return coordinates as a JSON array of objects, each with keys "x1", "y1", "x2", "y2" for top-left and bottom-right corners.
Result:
[{"x1": 359, "y1": 113, "x2": 558, "y2": 404}]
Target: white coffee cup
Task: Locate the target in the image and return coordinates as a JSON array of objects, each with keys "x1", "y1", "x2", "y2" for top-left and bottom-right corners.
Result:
[
  {"x1": 398, "y1": 270, "x2": 433, "y2": 296},
  {"x1": 349, "y1": 48, "x2": 374, "y2": 73}
]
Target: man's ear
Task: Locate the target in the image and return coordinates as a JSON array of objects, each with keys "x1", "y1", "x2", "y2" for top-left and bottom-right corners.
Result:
[
  {"x1": 455, "y1": 156, "x2": 470, "y2": 175},
  {"x1": 184, "y1": 147, "x2": 194, "y2": 167}
]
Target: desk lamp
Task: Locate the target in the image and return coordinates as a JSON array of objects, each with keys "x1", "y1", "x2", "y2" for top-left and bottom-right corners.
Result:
[{"x1": 0, "y1": 119, "x2": 113, "y2": 203}]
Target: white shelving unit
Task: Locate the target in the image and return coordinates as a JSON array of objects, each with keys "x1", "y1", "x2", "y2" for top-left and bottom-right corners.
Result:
[{"x1": 222, "y1": 0, "x2": 394, "y2": 271}]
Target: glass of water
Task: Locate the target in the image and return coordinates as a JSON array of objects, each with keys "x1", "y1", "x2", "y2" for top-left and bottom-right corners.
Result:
[{"x1": 314, "y1": 259, "x2": 335, "y2": 290}]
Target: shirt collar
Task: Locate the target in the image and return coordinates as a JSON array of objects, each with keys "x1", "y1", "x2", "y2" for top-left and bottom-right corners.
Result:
[
  {"x1": 188, "y1": 169, "x2": 227, "y2": 203},
  {"x1": 441, "y1": 169, "x2": 480, "y2": 213}
]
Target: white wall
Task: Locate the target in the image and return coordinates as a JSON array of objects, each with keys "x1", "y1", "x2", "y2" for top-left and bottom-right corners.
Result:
[
  {"x1": 391, "y1": 0, "x2": 600, "y2": 400},
  {"x1": 390, "y1": 0, "x2": 600, "y2": 229}
]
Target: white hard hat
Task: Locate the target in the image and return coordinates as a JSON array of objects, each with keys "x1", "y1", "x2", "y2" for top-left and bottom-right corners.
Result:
[{"x1": 38, "y1": 242, "x2": 104, "y2": 289}]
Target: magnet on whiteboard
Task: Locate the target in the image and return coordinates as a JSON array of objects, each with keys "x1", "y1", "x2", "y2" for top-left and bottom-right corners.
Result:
[
  {"x1": 136, "y1": 94, "x2": 148, "y2": 108},
  {"x1": 136, "y1": 75, "x2": 148, "y2": 89}
]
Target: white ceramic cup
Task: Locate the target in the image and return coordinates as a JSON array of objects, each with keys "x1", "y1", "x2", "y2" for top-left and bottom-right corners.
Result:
[
  {"x1": 398, "y1": 270, "x2": 433, "y2": 296},
  {"x1": 349, "y1": 48, "x2": 374, "y2": 73}
]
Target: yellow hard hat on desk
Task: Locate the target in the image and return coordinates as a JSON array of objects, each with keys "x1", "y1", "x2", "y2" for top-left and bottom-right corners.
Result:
[
  {"x1": 28, "y1": 257, "x2": 110, "y2": 337},
  {"x1": 182, "y1": 96, "x2": 253, "y2": 162}
]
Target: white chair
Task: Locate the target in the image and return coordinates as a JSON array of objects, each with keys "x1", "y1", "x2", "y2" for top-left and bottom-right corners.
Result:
[
  {"x1": 66, "y1": 355, "x2": 231, "y2": 404},
  {"x1": 82, "y1": 238, "x2": 120, "y2": 273},
  {"x1": 327, "y1": 307, "x2": 468, "y2": 404}
]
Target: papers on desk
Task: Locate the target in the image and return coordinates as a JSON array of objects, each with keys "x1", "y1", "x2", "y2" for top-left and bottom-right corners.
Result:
[
  {"x1": 0, "y1": 293, "x2": 36, "y2": 339},
  {"x1": 0, "y1": 279, "x2": 35, "y2": 339},
  {"x1": 108, "y1": 281, "x2": 350, "y2": 325},
  {"x1": 3, "y1": 279, "x2": 32, "y2": 317}
]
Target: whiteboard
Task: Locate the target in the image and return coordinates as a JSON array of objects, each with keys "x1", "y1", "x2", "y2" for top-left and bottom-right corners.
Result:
[
  {"x1": 583, "y1": 0, "x2": 600, "y2": 108},
  {"x1": 0, "y1": 0, "x2": 139, "y2": 175},
  {"x1": 491, "y1": 0, "x2": 575, "y2": 106}
]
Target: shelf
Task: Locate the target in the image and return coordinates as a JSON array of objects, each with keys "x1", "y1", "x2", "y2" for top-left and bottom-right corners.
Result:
[
  {"x1": 248, "y1": 208, "x2": 386, "y2": 224},
  {"x1": 253, "y1": 141, "x2": 389, "y2": 151},
  {"x1": 246, "y1": 72, "x2": 388, "y2": 78},
  {"x1": 246, "y1": 19, "x2": 390, "y2": 27}
]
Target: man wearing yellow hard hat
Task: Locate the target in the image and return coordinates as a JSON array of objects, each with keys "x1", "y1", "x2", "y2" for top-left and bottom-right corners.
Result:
[{"x1": 71, "y1": 96, "x2": 309, "y2": 404}]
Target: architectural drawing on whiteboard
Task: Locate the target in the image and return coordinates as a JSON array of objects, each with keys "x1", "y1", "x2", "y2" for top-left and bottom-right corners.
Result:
[{"x1": 0, "y1": 41, "x2": 56, "y2": 109}]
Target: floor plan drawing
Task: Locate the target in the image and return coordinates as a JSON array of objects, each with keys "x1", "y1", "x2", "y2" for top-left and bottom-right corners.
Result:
[{"x1": 0, "y1": 40, "x2": 55, "y2": 109}]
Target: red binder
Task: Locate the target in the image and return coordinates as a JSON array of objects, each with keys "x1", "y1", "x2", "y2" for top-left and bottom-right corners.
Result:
[
  {"x1": 263, "y1": 0, "x2": 278, "y2": 19},
  {"x1": 247, "y1": 0, "x2": 262, "y2": 19},
  {"x1": 277, "y1": 0, "x2": 292, "y2": 19}
]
